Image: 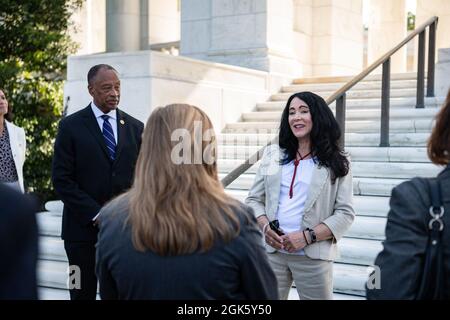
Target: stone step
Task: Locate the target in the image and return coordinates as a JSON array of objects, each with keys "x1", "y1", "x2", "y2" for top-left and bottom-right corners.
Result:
[
  {"x1": 256, "y1": 97, "x2": 443, "y2": 111},
  {"x1": 220, "y1": 173, "x2": 404, "y2": 197},
  {"x1": 283, "y1": 79, "x2": 424, "y2": 93},
  {"x1": 38, "y1": 287, "x2": 70, "y2": 300},
  {"x1": 45, "y1": 201, "x2": 63, "y2": 214},
  {"x1": 293, "y1": 72, "x2": 420, "y2": 84},
  {"x1": 242, "y1": 108, "x2": 438, "y2": 122},
  {"x1": 347, "y1": 216, "x2": 386, "y2": 240},
  {"x1": 218, "y1": 132, "x2": 430, "y2": 147},
  {"x1": 224, "y1": 119, "x2": 433, "y2": 134},
  {"x1": 333, "y1": 263, "x2": 373, "y2": 296},
  {"x1": 39, "y1": 236, "x2": 66, "y2": 261},
  {"x1": 37, "y1": 257, "x2": 371, "y2": 297},
  {"x1": 37, "y1": 212, "x2": 62, "y2": 237},
  {"x1": 337, "y1": 238, "x2": 382, "y2": 266},
  {"x1": 271, "y1": 88, "x2": 418, "y2": 101},
  {"x1": 289, "y1": 289, "x2": 365, "y2": 300},
  {"x1": 218, "y1": 147, "x2": 431, "y2": 165},
  {"x1": 353, "y1": 177, "x2": 404, "y2": 196}
]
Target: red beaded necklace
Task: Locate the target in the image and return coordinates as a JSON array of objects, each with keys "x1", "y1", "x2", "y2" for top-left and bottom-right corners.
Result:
[{"x1": 289, "y1": 150, "x2": 312, "y2": 199}]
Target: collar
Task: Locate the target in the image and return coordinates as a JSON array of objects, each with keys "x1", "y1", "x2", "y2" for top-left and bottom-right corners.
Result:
[{"x1": 91, "y1": 101, "x2": 117, "y2": 121}]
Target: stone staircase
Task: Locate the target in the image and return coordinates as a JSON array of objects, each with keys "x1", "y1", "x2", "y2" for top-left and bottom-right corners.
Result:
[{"x1": 36, "y1": 72, "x2": 445, "y2": 300}]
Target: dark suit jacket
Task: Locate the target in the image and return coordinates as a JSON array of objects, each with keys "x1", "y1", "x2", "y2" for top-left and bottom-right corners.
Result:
[
  {"x1": 366, "y1": 164, "x2": 450, "y2": 299},
  {"x1": 52, "y1": 105, "x2": 144, "y2": 241},
  {"x1": 0, "y1": 184, "x2": 38, "y2": 300},
  {"x1": 96, "y1": 195, "x2": 278, "y2": 300}
]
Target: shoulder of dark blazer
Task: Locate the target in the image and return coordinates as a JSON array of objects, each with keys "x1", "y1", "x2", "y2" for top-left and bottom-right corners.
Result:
[
  {"x1": 393, "y1": 165, "x2": 450, "y2": 205},
  {"x1": 98, "y1": 193, "x2": 130, "y2": 229},
  {"x1": 117, "y1": 109, "x2": 144, "y2": 130},
  {"x1": 231, "y1": 201, "x2": 259, "y2": 232},
  {"x1": 58, "y1": 105, "x2": 91, "y2": 127}
]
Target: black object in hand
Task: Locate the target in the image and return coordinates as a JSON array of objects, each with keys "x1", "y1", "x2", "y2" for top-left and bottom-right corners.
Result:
[{"x1": 269, "y1": 219, "x2": 285, "y2": 236}]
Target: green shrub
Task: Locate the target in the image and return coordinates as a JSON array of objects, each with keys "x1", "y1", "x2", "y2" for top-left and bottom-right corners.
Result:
[{"x1": 0, "y1": 0, "x2": 82, "y2": 205}]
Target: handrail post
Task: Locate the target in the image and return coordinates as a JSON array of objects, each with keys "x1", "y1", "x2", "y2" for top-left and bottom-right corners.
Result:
[
  {"x1": 380, "y1": 58, "x2": 391, "y2": 147},
  {"x1": 427, "y1": 21, "x2": 437, "y2": 97},
  {"x1": 336, "y1": 94, "x2": 346, "y2": 149},
  {"x1": 416, "y1": 30, "x2": 426, "y2": 108}
]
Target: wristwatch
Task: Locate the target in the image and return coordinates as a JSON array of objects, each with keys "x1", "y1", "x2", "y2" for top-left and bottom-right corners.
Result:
[{"x1": 307, "y1": 228, "x2": 317, "y2": 243}]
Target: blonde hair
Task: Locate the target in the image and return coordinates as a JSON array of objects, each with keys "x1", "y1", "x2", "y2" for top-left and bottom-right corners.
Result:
[
  {"x1": 428, "y1": 89, "x2": 450, "y2": 165},
  {"x1": 127, "y1": 104, "x2": 240, "y2": 255}
]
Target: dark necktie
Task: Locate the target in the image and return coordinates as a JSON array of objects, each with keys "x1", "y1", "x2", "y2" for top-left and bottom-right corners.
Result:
[{"x1": 101, "y1": 115, "x2": 116, "y2": 161}]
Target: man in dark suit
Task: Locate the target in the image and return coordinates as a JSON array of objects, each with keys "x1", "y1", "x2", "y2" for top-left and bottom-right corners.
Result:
[
  {"x1": 0, "y1": 184, "x2": 38, "y2": 300},
  {"x1": 52, "y1": 64, "x2": 144, "y2": 300}
]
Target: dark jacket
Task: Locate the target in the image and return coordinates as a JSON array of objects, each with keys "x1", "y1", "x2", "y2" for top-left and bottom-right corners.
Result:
[
  {"x1": 366, "y1": 164, "x2": 450, "y2": 299},
  {"x1": 52, "y1": 105, "x2": 144, "y2": 241},
  {"x1": 95, "y1": 195, "x2": 278, "y2": 300},
  {"x1": 0, "y1": 184, "x2": 38, "y2": 299}
]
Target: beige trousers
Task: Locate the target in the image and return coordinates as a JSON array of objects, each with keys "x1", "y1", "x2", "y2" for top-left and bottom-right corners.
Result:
[{"x1": 268, "y1": 252, "x2": 333, "y2": 300}]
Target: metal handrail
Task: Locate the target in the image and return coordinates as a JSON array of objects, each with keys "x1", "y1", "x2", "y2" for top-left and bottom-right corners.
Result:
[
  {"x1": 221, "y1": 16, "x2": 438, "y2": 188},
  {"x1": 326, "y1": 16, "x2": 438, "y2": 105}
]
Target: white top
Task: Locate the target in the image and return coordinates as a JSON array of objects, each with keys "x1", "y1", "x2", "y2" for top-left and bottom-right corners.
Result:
[
  {"x1": 276, "y1": 158, "x2": 316, "y2": 255},
  {"x1": 91, "y1": 102, "x2": 118, "y2": 144}
]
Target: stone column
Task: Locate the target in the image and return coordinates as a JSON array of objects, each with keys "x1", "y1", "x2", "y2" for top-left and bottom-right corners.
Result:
[
  {"x1": 310, "y1": 0, "x2": 364, "y2": 76},
  {"x1": 367, "y1": 0, "x2": 407, "y2": 73},
  {"x1": 416, "y1": 0, "x2": 450, "y2": 62},
  {"x1": 106, "y1": 0, "x2": 141, "y2": 52},
  {"x1": 148, "y1": 0, "x2": 181, "y2": 44},
  {"x1": 69, "y1": 0, "x2": 106, "y2": 55},
  {"x1": 293, "y1": 0, "x2": 313, "y2": 76},
  {"x1": 435, "y1": 48, "x2": 450, "y2": 97},
  {"x1": 180, "y1": 0, "x2": 302, "y2": 76}
]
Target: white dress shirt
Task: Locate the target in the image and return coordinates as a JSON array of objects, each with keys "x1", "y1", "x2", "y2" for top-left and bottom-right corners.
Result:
[
  {"x1": 91, "y1": 102, "x2": 118, "y2": 144},
  {"x1": 90, "y1": 102, "x2": 118, "y2": 222},
  {"x1": 276, "y1": 158, "x2": 316, "y2": 255}
]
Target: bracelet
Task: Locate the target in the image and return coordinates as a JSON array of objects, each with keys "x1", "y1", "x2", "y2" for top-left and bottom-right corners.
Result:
[
  {"x1": 262, "y1": 222, "x2": 270, "y2": 234},
  {"x1": 307, "y1": 228, "x2": 317, "y2": 243},
  {"x1": 302, "y1": 230, "x2": 309, "y2": 245}
]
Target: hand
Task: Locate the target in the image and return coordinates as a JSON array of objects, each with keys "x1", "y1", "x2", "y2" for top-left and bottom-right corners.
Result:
[
  {"x1": 282, "y1": 231, "x2": 307, "y2": 253},
  {"x1": 264, "y1": 228, "x2": 284, "y2": 250}
]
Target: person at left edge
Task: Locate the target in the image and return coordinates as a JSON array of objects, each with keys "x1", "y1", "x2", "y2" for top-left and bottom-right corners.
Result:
[
  {"x1": 0, "y1": 88, "x2": 26, "y2": 193},
  {"x1": 52, "y1": 64, "x2": 144, "y2": 300}
]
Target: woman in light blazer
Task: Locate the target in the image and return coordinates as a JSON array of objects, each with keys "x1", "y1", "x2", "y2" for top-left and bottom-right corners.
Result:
[
  {"x1": 0, "y1": 88, "x2": 26, "y2": 192},
  {"x1": 245, "y1": 91, "x2": 355, "y2": 300}
]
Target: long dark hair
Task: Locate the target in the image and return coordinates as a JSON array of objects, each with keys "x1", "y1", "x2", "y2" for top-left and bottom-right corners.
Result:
[
  {"x1": 428, "y1": 89, "x2": 450, "y2": 165},
  {"x1": 0, "y1": 88, "x2": 13, "y2": 122},
  {"x1": 279, "y1": 91, "x2": 349, "y2": 183}
]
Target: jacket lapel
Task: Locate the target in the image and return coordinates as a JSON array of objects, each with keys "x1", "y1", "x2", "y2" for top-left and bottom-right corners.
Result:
[
  {"x1": 113, "y1": 109, "x2": 126, "y2": 164},
  {"x1": 265, "y1": 147, "x2": 282, "y2": 218},
  {"x1": 304, "y1": 164, "x2": 329, "y2": 212},
  {"x1": 81, "y1": 105, "x2": 111, "y2": 161}
]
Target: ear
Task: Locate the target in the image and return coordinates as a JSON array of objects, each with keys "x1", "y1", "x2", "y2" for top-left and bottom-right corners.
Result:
[{"x1": 88, "y1": 85, "x2": 94, "y2": 97}]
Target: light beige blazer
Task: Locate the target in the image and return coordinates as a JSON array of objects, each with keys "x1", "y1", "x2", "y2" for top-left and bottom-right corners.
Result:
[
  {"x1": 245, "y1": 144, "x2": 355, "y2": 261},
  {"x1": 5, "y1": 120, "x2": 26, "y2": 192}
]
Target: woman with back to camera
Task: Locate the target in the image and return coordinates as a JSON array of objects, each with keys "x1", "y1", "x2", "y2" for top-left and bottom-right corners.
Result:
[
  {"x1": 245, "y1": 91, "x2": 355, "y2": 300},
  {"x1": 0, "y1": 88, "x2": 26, "y2": 192},
  {"x1": 366, "y1": 89, "x2": 450, "y2": 299},
  {"x1": 95, "y1": 104, "x2": 278, "y2": 300}
]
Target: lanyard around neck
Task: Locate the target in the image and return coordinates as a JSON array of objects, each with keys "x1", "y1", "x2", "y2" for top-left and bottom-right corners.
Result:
[{"x1": 288, "y1": 150, "x2": 312, "y2": 199}]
